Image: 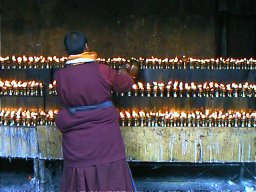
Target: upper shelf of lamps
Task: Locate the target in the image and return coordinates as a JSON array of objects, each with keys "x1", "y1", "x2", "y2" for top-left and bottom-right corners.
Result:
[{"x1": 1, "y1": 56, "x2": 256, "y2": 70}]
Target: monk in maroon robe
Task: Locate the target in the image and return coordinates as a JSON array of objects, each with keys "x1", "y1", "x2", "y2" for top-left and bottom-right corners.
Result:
[{"x1": 54, "y1": 31, "x2": 137, "y2": 191}]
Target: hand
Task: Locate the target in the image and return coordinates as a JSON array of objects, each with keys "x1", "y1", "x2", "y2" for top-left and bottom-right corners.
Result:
[
  {"x1": 128, "y1": 60, "x2": 139, "y2": 78},
  {"x1": 117, "y1": 61, "x2": 139, "y2": 78}
]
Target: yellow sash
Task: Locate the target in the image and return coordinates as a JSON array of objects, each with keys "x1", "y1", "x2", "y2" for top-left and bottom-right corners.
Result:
[{"x1": 67, "y1": 51, "x2": 97, "y2": 61}]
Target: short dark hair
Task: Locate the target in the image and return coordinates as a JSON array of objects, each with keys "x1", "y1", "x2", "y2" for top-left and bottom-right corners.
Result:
[{"x1": 64, "y1": 31, "x2": 88, "y2": 55}]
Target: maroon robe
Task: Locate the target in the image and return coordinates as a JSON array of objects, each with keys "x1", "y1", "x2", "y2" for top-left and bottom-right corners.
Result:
[{"x1": 54, "y1": 61, "x2": 135, "y2": 191}]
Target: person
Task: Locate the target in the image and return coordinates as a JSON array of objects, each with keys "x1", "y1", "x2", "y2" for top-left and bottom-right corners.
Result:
[{"x1": 54, "y1": 31, "x2": 138, "y2": 191}]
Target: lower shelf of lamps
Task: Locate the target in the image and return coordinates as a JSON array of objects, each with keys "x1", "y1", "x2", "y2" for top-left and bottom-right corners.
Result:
[
  {"x1": 1, "y1": 125, "x2": 255, "y2": 162},
  {"x1": 1, "y1": 124, "x2": 256, "y2": 128}
]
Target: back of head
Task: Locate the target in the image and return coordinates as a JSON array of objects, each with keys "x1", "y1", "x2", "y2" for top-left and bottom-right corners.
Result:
[{"x1": 64, "y1": 31, "x2": 88, "y2": 55}]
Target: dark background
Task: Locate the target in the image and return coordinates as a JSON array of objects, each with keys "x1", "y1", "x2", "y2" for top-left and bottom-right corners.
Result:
[{"x1": 0, "y1": 0, "x2": 255, "y2": 58}]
